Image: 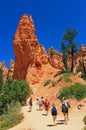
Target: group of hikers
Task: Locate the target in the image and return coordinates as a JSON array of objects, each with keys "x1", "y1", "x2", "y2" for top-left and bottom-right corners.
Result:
[{"x1": 27, "y1": 95, "x2": 70, "y2": 126}]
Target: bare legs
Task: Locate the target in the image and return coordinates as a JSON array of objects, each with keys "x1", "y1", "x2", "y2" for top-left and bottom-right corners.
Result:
[
  {"x1": 52, "y1": 115, "x2": 57, "y2": 126},
  {"x1": 63, "y1": 112, "x2": 68, "y2": 124}
]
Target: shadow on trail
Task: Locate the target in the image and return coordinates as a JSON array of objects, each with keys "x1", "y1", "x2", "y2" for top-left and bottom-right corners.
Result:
[
  {"x1": 42, "y1": 113, "x2": 47, "y2": 116},
  {"x1": 47, "y1": 120, "x2": 65, "y2": 127},
  {"x1": 27, "y1": 111, "x2": 32, "y2": 112},
  {"x1": 47, "y1": 124, "x2": 55, "y2": 127},
  {"x1": 57, "y1": 119, "x2": 65, "y2": 124}
]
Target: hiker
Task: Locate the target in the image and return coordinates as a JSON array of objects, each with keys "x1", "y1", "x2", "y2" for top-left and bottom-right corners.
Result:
[
  {"x1": 28, "y1": 97, "x2": 33, "y2": 112},
  {"x1": 51, "y1": 103, "x2": 58, "y2": 126},
  {"x1": 40, "y1": 96, "x2": 45, "y2": 110},
  {"x1": 44, "y1": 98, "x2": 50, "y2": 115},
  {"x1": 61, "y1": 98, "x2": 70, "y2": 124},
  {"x1": 36, "y1": 95, "x2": 40, "y2": 103},
  {"x1": 37, "y1": 97, "x2": 43, "y2": 110}
]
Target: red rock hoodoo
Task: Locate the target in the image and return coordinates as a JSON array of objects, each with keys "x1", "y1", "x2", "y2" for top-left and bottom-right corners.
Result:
[{"x1": 13, "y1": 14, "x2": 48, "y2": 81}]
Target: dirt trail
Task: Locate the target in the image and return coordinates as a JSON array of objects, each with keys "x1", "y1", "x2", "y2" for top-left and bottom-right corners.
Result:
[{"x1": 8, "y1": 101, "x2": 86, "y2": 130}]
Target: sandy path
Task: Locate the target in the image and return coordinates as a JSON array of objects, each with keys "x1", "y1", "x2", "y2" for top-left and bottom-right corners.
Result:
[{"x1": 8, "y1": 101, "x2": 85, "y2": 130}]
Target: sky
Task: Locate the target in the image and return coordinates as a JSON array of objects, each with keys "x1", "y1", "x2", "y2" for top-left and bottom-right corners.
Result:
[{"x1": 0, "y1": 0, "x2": 86, "y2": 67}]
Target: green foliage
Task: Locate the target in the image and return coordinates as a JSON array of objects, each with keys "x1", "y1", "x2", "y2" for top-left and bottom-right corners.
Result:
[
  {"x1": 61, "y1": 42, "x2": 68, "y2": 70},
  {"x1": 62, "y1": 28, "x2": 78, "y2": 42},
  {"x1": 60, "y1": 71, "x2": 73, "y2": 82},
  {"x1": 83, "y1": 75, "x2": 86, "y2": 81},
  {"x1": 0, "y1": 77, "x2": 30, "y2": 114},
  {"x1": 57, "y1": 83, "x2": 86, "y2": 101},
  {"x1": 83, "y1": 115, "x2": 86, "y2": 124},
  {"x1": 44, "y1": 79, "x2": 61, "y2": 87},
  {"x1": 44, "y1": 79, "x2": 52, "y2": 86},
  {"x1": 61, "y1": 28, "x2": 78, "y2": 72},
  {"x1": 13, "y1": 79, "x2": 30, "y2": 105},
  {"x1": 53, "y1": 70, "x2": 65, "y2": 78},
  {"x1": 0, "y1": 71, "x2": 30, "y2": 129},
  {"x1": 49, "y1": 48, "x2": 55, "y2": 58},
  {"x1": 52, "y1": 79, "x2": 62, "y2": 86},
  {"x1": 0, "y1": 101, "x2": 24, "y2": 130},
  {"x1": 57, "y1": 87, "x2": 71, "y2": 99},
  {"x1": 84, "y1": 127, "x2": 86, "y2": 130},
  {"x1": 52, "y1": 80, "x2": 57, "y2": 86},
  {"x1": 76, "y1": 66, "x2": 83, "y2": 73},
  {"x1": 44, "y1": 72, "x2": 74, "y2": 87}
]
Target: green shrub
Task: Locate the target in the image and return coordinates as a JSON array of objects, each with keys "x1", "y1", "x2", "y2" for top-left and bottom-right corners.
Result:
[
  {"x1": 71, "y1": 83, "x2": 86, "y2": 100},
  {"x1": 0, "y1": 101, "x2": 24, "y2": 130},
  {"x1": 57, "y1": 83, "x2": 86, "y2": 101},
  {"x1": 76, "y1": 66, "x2": 83, "y2": 73},
  {"x1": 13, "y1": 80, "x2": 31, "y2": 105},
  {"x1": 52, "y1": 81, "x2": 57, "y2": 86},
  {"x1": 83, "y1": 75, "x2": 86, "y2": 81},
  {"x1": 44, "y1": 79, "x2": 52, "y2": 86},
  {"x1": 60, "y1": 71, "x2": 74, "y2": 82},
  {"x1": 0, "y1": 77, "x2": 31, "y2": 114},
  {"x1": 48, "y1": 48, "x2": 55, "y2": 58},
  {"x1": 84, "y1": 127, "x2": 86, "y2": 130},
  {"x1": 83, "y1": 115, "x2": 86, "y2": 125},
  {"x1": 52, "y1": 79, "x2": 62, "y2": 86},
  {"x1": 53, "y1": 70, "x2": 65, "y2": 78},
  {"x1": 57, "y1": 86, "x2": 71, "y2": 100}
]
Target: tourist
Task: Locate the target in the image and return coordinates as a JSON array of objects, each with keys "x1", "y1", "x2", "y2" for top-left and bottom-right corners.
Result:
[
  {"x1": 61, "y1": 98, "x2": 70, "y2": 124},
  {"x1": 28, "y1": 97, "x2": 33, "y2": 112},
  {"x1": 51, "y1": 103, "x2": 58, "y2": 126},
  {"x1": 44, "y1": 98, "x2": 50, "y2": 115},
  {"x1": 37, "y1": 96, "x2": 43, "y2": 110}
]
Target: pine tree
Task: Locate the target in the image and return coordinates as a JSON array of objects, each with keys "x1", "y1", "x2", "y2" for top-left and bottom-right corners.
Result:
[{"x1": 61, "y1": 28, "x2": 78, "y2": 72}]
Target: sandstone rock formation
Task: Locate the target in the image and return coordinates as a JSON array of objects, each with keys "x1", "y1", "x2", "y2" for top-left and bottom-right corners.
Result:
[
  {"x1": 8, "y1": 60, "x2": 15, "y2": 78},
  {"x1": 67, "y1": 44, "x2": 86, "y2": 73},
  {"x1": 80, "y1": 44, "x2": 86, "y2": 73},
  {"x1": 48, "y1": 47, "x2": 64, "y2": 70},
  {"x1": 13, "y1": 14, "x2": 48, "y2": 81},
  {"x1": 0, "y1": 60, "x2": 15, "y2": 82},
  {"x1": 0, "y1": 61, "x2": 8, "y2": 82}
]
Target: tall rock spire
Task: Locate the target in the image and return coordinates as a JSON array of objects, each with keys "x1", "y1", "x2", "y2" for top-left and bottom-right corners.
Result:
[
  {"x1": 13, "y1": 14, "x2": 48, "y2": 80},
  {"x1": 13, "y1": 14, "x2": 38, "y2": 45}
]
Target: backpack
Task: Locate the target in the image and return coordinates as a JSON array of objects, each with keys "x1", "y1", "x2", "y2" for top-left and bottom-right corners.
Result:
[
  {"x1": 52, "y1": 106, "x2": 57, "y2": 115},
  {"x1": 62, "y1": 103, "x2": 68, "y2": 112},
  {"x1": 45, "y1": 101, "x2": 49, "y2": 107}
]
